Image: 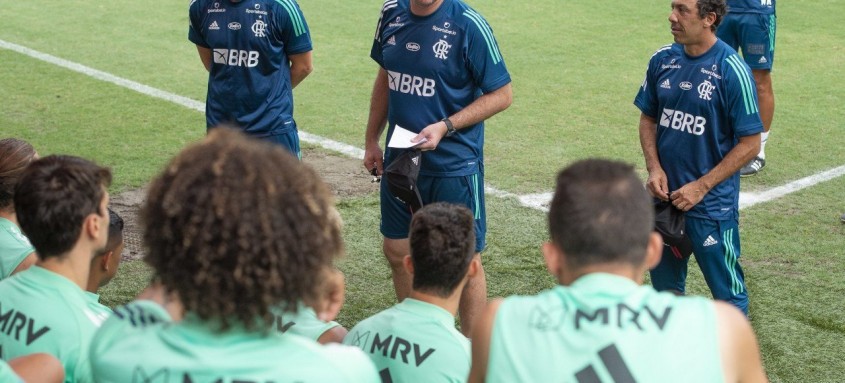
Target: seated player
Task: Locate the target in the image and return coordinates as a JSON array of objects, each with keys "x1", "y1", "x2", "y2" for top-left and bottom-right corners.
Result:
[
  {"x1": 0, "y1": 138, "x2": 39, "y2": 278},
  {"x1": 1, "y1": 353, "x2": 65, "y2": 383},
  {"x1": 0, "y1": 155, "x2": 113, "y2": 382},
  {"x1": 277, "y1": 267, "x2": 349, "y2": 344},
  {"x1": 89, "y1": 128, "x2": 379, "y2": 382},
  {"x1": 345, "y1": 202, "x2": 480, "y2": 382},
  {"x1": 468, "y1": 159, "x2": 767, "y2": 383}
]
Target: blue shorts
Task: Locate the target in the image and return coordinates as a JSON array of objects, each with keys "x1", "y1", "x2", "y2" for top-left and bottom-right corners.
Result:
[
  {"x1": 717, "y1": 12, "x2": 776, "y2": 70},
  {"x1": 380, "y1": 172, "x2": 486, "y2": 252},
  {"x1": 263, "y1": 130, "x2": 301, "y2": 160},
  {"x1": 650, "y1": 216, "x2": 748, "y2": 315}
]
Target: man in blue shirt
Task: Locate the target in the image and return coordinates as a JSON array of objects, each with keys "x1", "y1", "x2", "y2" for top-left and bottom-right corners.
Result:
[
  {"x1": 718, "y1": 0, "x2": 776, "y2": 176},
  {"x1": 189, "y1": 0, "x2": 312, "y2": 156},
  {"x1": 364, "y1": 0, "x2": 513, "y2": 337},
  {"x1": 634, "y1": 0, "x2": 762, "y2": 314}
]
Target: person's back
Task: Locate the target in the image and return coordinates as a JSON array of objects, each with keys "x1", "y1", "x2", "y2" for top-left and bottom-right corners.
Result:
[
  {"x1": 89, "y1": 129, "x2": 377, "y2": 382},
  {"x1": 346, "y1": 203, "x2": 479, "y2": 382},
  {"x1": 0, "y1": 155, "x2": 112, "y2": 383},
  {"x1": 346, "y1": 298, "x2": 470, "y2": 382},
  {"x1": 91, "y1": 301, "x2": 374, "y2": 382},
  {"x1": 489, "y1": 274, "x2": 721, "y2": 382},
  {"x1": 0, "y1": 138, "x2": 39, "y2": 279},
  {"x1": 468, "y1": 159, "x2": 767, "y2": 383}
]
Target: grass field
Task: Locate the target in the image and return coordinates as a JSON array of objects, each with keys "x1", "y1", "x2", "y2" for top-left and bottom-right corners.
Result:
[{"x1": 1, "y1": 1, "x2": 844, "y2": 381}]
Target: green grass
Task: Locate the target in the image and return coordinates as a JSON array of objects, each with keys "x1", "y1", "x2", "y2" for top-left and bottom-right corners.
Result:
[{"x1": 2, "y1": 0, "x2": 844, "y2": 381}]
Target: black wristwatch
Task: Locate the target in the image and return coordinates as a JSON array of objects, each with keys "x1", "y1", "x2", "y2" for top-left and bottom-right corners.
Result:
[{"x1": 442, "y1": 117, "x2": 456, "y2": 137}]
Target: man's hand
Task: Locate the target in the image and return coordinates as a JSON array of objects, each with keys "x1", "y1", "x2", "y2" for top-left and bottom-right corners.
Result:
[
  {"x1": 363, "y1": 144, "x2": 384, "y2": 176},
  {"x1": 670, "y1": 179, "x2": 710, "y2": 211},
  {"x1": 646, "y1": 167, "x2": 670, "y2": 201},
  {"x1": 412, "y1": 120, "x2": 448, "y2": 151}
]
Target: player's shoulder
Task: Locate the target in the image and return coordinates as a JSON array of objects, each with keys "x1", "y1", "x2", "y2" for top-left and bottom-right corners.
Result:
[
  {"x1": 378, "y1": 0, "x2": 408, "y2": 19},
  {"x1": 648, "y1": 43, "x2": 682, "y2": 63},
  {"x1": 308, "y1": 343, "x2": 380, "y2": 382}
]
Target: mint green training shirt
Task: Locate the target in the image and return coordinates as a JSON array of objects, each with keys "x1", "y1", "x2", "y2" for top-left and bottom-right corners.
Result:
[
  {"x1": 0, "y1": 218, "x2": 34, "y2": 279},
  {"x1": 0, "y1": 359, "x2": 23, "y2": 383},
  {"x1": 90, "y1": 300, "x2": 380, "y2": 383},
  {"x1": 0, "y1": 266, "x2": 110, "y2": 383},
  {"x1": 487, "y1": 273, "x2": 724, "y2": 383},
  {"x1": 344, "y1": 298, "x2": 470, "y2": 383},
  {"x1": 275, "y1": 302, "x2": 341, "y2": 341}
]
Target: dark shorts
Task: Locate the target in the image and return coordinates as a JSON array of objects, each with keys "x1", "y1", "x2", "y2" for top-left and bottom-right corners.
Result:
[
  {"x1": 717, "y1": 12, "x2": 776, "y2": 70},
  {"x1": 263, "y1": 130, "x2": 301, "y2": 159},
  {"x1": 380, "y1": 172, "x2": 487, "y2": 252},
  {"x1": 650, "y1": 216, "x2": 748, "y2": 315}
]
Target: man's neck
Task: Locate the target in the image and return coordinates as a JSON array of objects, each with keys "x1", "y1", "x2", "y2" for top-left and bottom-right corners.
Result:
[
  {"x1": 38, "y1": 250, "x2": 92, "y2": 291},
  {"x1": 558, "y1": 263, "x2": 645, "y2": 286},
  {"x1": 410, "y1": 0, "x2": 445, "y2": 17},
  {"x1": 408, "y1": 286, "x2": 462, "y2": 317},
  {"x1": 684, "y1": 33, "x2": 718, "y2": 57},
  {"x1": 0, "y1": 209, "x2": 16, "y2": 225}
]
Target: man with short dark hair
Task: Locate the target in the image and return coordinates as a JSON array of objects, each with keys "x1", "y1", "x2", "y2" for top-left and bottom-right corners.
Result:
[
  {"x1": 345, "y1": 202, "x2": 480, "y2": 382},
  {"x1": 364, "y1": 0, "x2": 513, "y2": 337},
  {"x1": 86, "y1": 208, "x2": 123, "y2": 294},
  {"x1": 0, "y1": 155, "x2": 112, "y2": 382},
  {"x1": 189, "y1": 0, "x2": 313, "y2": 155},
  {"x1": 634, "y1": 0, "x2": 762, "y2": 314},
  {"x1": 90, "y1": 128, "x2": 378, "y2": 382},
  {"x1": 468, "y1": 159, "x2": 767, "y2": 383}
]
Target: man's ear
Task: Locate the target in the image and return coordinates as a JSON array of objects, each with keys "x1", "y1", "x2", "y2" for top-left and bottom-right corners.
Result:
[
  {"x1": 402, "y1": 255, "x2": 414, "y2": 276},
  {"x1": 542, "y1": 242, "x2": 563, "y2": 278},
  {"x1": 466, "y1": 254, "x2": 481, "y2": 279},
  {"x1": 100, "y1": 250, "x2": 114, "y2": 272},
  {"x1": 84, "y1": 213, "x2": 103, "y2": 241}
]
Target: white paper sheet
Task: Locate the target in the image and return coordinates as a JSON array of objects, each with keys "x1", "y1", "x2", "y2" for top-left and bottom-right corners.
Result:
[{"x1": 387, "y1": 125, "x2": 427, "y2": 148}]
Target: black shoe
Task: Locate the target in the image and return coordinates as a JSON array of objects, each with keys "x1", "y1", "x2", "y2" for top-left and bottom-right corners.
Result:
[{"x1": 740, "y1": 157, "x2": 766, "y2": 177}]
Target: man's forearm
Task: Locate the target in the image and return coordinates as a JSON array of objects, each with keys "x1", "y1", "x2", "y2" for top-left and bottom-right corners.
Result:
[
  {"x1": 289, "y1": 51, "x2": 313, "y2": 88},
  {"x1": 365, "y1": 69, "x2": 389, "y2": 147},
  {"x1": 448, "y1": 83, "x2": 513, "y2": 130},
  {"x1": 699, "y1": 134, "x2": 761, "y2": 190},
  {"x1": 638, "y1": 114, "x2": 661, "y2": 171}
]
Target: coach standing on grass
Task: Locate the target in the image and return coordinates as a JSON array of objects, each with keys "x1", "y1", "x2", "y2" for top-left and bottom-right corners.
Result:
[
  {"x1": 634, "y1": 0, "x2": 762, "y2": 314},
  {"x1": 189, "y1": 0, "x2": 313, "y2": 157},
  {"x1": 363, "y1": 0, "x2": 513, "y2": 337}
]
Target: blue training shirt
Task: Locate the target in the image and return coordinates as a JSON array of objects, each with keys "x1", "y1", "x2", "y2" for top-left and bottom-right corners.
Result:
[
  {"x1": 727, "y1": 0, "x2": 775, "y2": 14},
  {"x1": 372, "y1": 0, "x2": 511, "y2": 177},
  {"x1": 634, "y1": 41, "x2": 763, "y2": 221},
  {"x1": 189, "y1": 0, "x2": 312, "y2": 138}
]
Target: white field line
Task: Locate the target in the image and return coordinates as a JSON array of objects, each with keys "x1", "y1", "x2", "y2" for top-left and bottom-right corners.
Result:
[{"x1": 3, "y1": 39, "x2": 843, "y2": 213}]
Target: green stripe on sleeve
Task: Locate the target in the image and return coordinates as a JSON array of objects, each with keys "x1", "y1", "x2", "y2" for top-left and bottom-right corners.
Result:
[
  {"x1": 275, "y1": 0, "x2": 305, "y2": 36},
  {"x1": 463, "y1": 11, "x2": 501, "y2": 64},
  {"x1": 726, "y1": 56, "x2": 757, "y2": 115}
]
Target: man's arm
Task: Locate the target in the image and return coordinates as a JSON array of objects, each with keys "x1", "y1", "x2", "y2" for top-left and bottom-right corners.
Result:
[
  {"x1": 467, "y1": 299, "x2": 503, "y2": 383},
  {"x1": 289, "y1": 51, "x2": 313, "y2": 88},
  {"x1": 714, "y1": 302, "x2": 768, "y2": 382},
  {"x1": 413, "y1": 83, "x2": 513, "y2": 151},
  {"x1": 638, "y1": 113, "x2": 669, "y2": 201},
  {"x1": 196, "y1": 45, "x2": 212, "y2": 72},
  {"x1": 363, "y1": 68, "x2": 389, "y2": 175},
  {"x1": 670, "y1": 133, "x2": 760, "y2": 211}
]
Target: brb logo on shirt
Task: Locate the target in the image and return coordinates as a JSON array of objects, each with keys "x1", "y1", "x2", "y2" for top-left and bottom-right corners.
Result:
[
  {"x1": 660, "y1": 108, "x2": 706, "y2": 136},
  {"x1": 212, "y1": 49, "x2": 260, "y2": 67},
  {"x1": 387, "y1": 70, "x2": 436, "y2": 97}
]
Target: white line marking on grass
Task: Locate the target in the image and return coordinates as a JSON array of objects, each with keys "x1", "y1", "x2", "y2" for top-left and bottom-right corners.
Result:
[
  {"x1": 4, "y1": 39, "x2": 843, "y2": 213},
  {"x1": 738, "y1": 165, "x2": 845, "y2": 210}
]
